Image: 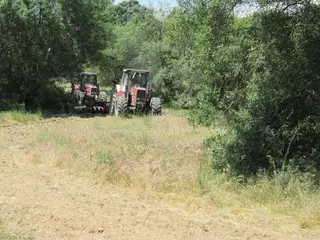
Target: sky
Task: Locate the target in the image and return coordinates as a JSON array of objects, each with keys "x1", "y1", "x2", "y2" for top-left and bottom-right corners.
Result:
[
  {"x1": 114, "y1": 0, "x2": 320, "y2": 17},
  {"x1": 114, "y1": 0, "x2": 178, "y2": 8},
  {"x1": 114, "y1": 0, "x2": 259, "y2": 18}
]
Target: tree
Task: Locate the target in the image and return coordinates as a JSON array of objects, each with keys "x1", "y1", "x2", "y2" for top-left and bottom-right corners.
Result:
[
  {"x1": 111, "y1": 0, "x2": 149, "y2": 25},
  {"x1": 194, "y1": 0, "x2": 320, "y2": 176},
  {"x1": 102, "y1": 1, "x2": 164, "y2": 83},
  {"x1": 0, "y1": 0, "x2": 111, "y2": 111}
]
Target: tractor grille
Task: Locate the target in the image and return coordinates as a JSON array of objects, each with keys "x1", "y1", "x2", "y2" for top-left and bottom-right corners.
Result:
[
  {"x1": 91, "y1": 87, "x2": 98, "y2": 95},
  {"x1": 136, "y1": 90, "x2": 146, "y2": 100}
]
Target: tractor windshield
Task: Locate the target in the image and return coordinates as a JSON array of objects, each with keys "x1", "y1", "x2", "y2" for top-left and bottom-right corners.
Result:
[
  {"x1": 131, "y1": 73, "x2": 148, "y2": 88},
  {"x1": 82, "y1": 75, "x2": 97, "y2": 85}
]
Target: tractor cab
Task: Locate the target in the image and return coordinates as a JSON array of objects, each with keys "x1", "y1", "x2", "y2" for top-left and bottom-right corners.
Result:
[
  {"x1": 70, "y1": 71, "x2": 108, "y2": 113},
  {"x1": 71, "y1": 72, "x2": 100, "y2": 108},
  {"x1": 129, "y1": 71, "x2": 148, "y2": 88},
  {"x1": 120, "y1": 69, "x2": 150, "y2": 95},
  {"x1": 109, "y1": 68, "x2": 162, "y2": 116},
  {"x1": 80, "y1": 72, "x2": 99, "y2": 107},
  {"x1": 79, "y1": 72, "x2": 99, "y2": 95}
]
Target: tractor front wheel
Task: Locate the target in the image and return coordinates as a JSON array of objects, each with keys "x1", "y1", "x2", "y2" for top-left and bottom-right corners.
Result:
[
  {"x1": 99, "y1": 91, "x2": 107, "y2": 101},
  {"x1": 150, "y1": 97, "x2": 162, "y2": 116},
  {"x1": 115, "y1": 96, "x2": 128, "y2": 116}
]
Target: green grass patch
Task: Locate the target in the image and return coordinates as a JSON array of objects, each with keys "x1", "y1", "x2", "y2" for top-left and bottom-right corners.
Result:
[
  {"x1": 39, "y1": 129, "x2": 51, "y2": 143},
  {"x1": 38, "y1": 129, "x2": 71, "y2": 147},
  {"x1": 163, "y1": 106, "x2": 190, "y2": 116},
  {"x1": 96, "y1": 151, "x2": 115, "y2": 166},
  {"x1": 0, "y1": 111, "x2": 41, "y2": 125}
]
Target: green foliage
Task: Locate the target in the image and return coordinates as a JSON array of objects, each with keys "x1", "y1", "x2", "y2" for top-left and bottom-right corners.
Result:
[
  {"x1": 38, "y1": 82, "x2": 75, "y2": 114},
  {"x1": 111, "y1": 0, "x2": 149, "y2": 25},
  {"x1": 192, "y1": 1, "x2": 320, "y2": 177},
  {"x1": 149, "y1": 8, "x2": 201, "y2": 108},
  {"x1": 100, "y1": 1, "x2": 163, "y2": 84},
  {"x1": 0, "y1": 0, "x2": 111, "y2": 112}
]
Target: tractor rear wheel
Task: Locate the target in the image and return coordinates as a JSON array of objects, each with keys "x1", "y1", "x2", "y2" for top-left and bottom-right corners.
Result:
[
  {"x1": 109, "y1": 87, "x2": 117, "y2": 115},
  {"x1": 115, "y1": 96, "x2": 128, "y2": 116},
  {"x1": 151, "y1": 97, "x2": 162, "y2": 115}
]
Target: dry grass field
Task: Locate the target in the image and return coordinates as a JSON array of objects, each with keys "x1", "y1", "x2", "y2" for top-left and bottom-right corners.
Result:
[{"x1": 0, "y1": 109, "x2": 319, "y2": 239}]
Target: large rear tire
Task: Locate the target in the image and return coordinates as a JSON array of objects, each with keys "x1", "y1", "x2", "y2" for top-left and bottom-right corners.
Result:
[
  {"x1": 115, "y1": 96, "x2": 128, "y2": 116},
  {"x1": 109, "y1": 87, "x2": 117, "y2": 115},
  {"x1": 151, "y1": 97, "x2": 162, "y2": 116}
]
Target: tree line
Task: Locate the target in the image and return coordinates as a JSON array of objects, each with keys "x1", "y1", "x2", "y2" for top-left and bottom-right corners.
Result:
[{"x1": 0, "y1": 0, "x2": 319, "y2": 178}]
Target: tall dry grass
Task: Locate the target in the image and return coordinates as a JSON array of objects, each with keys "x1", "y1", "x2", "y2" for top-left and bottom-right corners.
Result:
[
  {"x1": 198, "y1": 161, "x2": 320, "y2": 229},
  {"x1": 17, "y1": 109, "x2": 320, "y2": 230},
  {"x1": 25, "y1": 110, "x2": 213, "y2": 194}
]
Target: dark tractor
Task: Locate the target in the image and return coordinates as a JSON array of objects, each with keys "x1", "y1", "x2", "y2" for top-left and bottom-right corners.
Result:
[
  {"x1": 71, "y1": 72, "x2": 108, "y2": 113},
  {"x1": 109, "y1": 69, "x2": 162, "y2": 116}
]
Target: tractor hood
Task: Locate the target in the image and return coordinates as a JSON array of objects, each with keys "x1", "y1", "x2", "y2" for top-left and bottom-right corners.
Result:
[
  {"x1": 131, "y1": 86, "x2": 147, "y2": 105},
  {"x1": 85, "y1": 84, "x2": 98, "y2": 96}
]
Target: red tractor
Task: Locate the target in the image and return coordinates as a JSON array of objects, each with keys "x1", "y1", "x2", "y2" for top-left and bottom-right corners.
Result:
[
  {"x1": 109, "y1": 69, "x2": 162, "y2": 116},
  {"x1": 71, "y1": 72, "x2": 108, "y2": 113}
]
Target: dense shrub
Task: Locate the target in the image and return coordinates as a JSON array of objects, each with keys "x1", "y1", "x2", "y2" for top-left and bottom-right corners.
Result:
[
  {"x1": 38, "y1": 83, "x2": 74, "y2": 114},
  {"x1": 199, "y1": 5, "x2": 320, "y2": 177}
]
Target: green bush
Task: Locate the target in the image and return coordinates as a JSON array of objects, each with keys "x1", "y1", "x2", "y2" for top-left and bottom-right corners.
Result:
[
  {"x1": 38, "y1": 83, "x2": 74, "y2": 114},
  {"x1": 193, "y1": 4, "x2": 320, "y2": 177}
]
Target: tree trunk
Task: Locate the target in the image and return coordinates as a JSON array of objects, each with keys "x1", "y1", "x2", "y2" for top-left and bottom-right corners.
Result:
[{"x1": 24, "y1": 90, "x2": 38, "y2": 113}]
